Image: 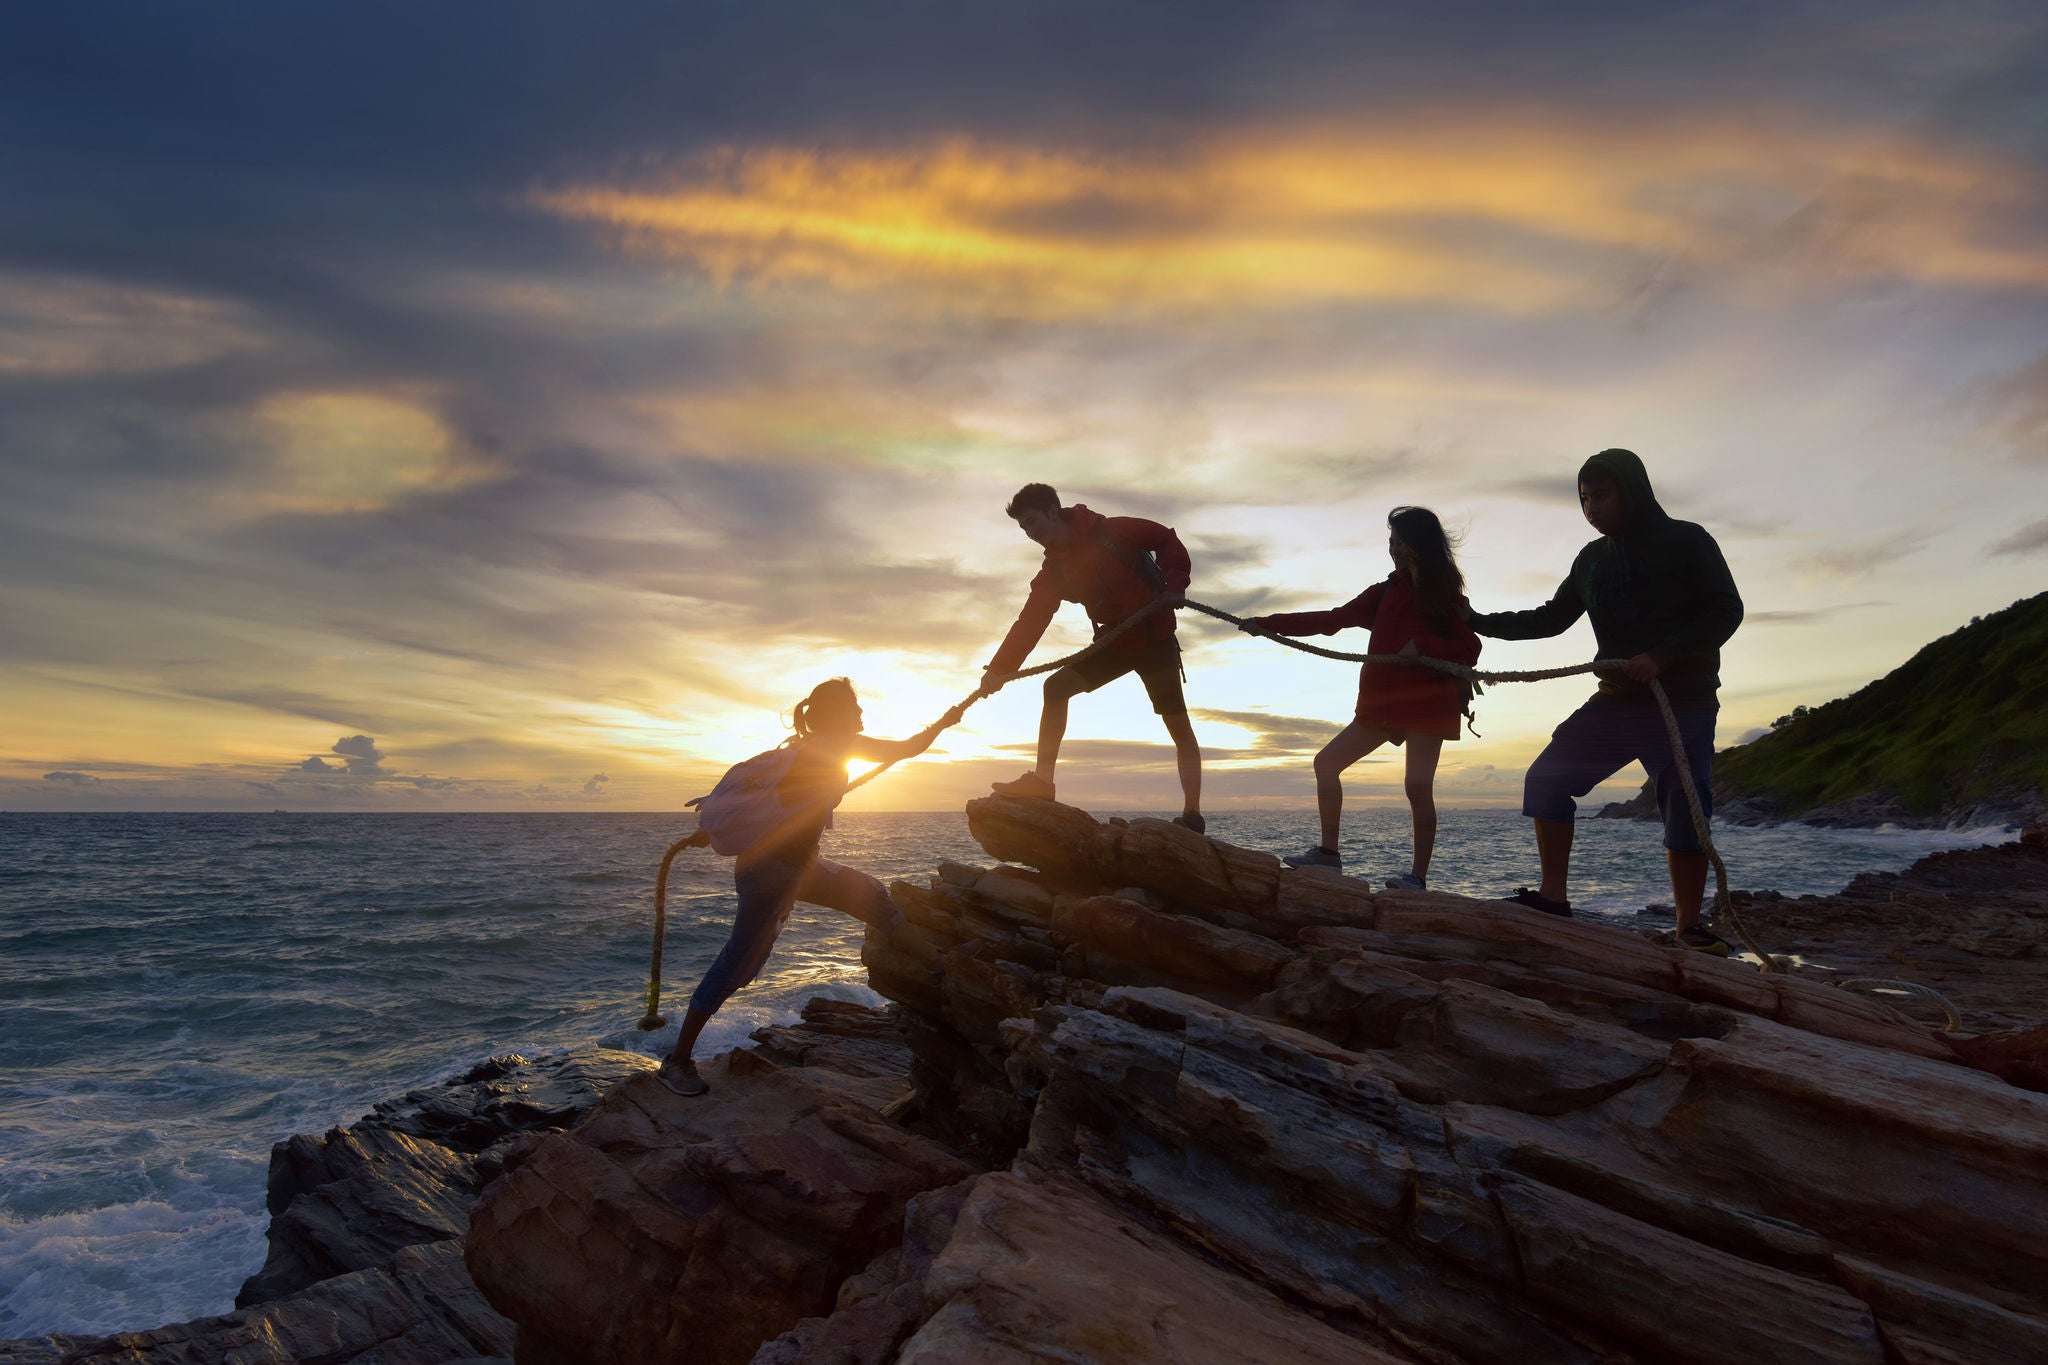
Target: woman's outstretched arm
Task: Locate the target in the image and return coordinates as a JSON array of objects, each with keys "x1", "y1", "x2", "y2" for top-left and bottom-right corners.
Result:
[{"x1": 846, "y1": 703, "x2": 968, "y2": 765}]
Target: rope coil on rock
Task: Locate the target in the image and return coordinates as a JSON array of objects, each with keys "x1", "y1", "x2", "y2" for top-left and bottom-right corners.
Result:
[{"x1": 1836, "y1": 977, "x2": 1963, "y2": 1033}]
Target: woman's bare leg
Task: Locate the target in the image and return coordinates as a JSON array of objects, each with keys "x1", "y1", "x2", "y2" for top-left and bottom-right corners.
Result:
[
  {"x1": 1403, "y1": 736, "x2": 1444, "y2": 882},
  {"x1": 666, "y1": 1007, "x2": 712, "y2": 1064},
  {"x1": 1312, "y1": 721, "x2": 1392, "y2": 851}
]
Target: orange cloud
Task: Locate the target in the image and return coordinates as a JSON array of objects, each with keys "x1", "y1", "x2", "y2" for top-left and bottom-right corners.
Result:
[{"x1": 535, "y1": 120, "x2": 2048, "y2": 318}]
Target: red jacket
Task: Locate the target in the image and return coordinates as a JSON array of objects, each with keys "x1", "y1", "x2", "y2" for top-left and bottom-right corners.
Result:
[
  {"x1": 1253, "y1": 571, "x2": 1481, "y2": 739},
  {"x1": 988, "y1": 505, "x2": 1191, "y2": 675}
]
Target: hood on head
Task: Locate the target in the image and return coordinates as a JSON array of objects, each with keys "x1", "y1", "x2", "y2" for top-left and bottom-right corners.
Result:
[{"x1": 1577, "y1": 448, "x2": 1667, "y2": 532}]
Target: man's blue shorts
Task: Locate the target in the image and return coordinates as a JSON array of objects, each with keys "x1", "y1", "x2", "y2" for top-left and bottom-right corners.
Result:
[{"x1": 1523, "y1": 693, "x2": 1717, "y2": 852}]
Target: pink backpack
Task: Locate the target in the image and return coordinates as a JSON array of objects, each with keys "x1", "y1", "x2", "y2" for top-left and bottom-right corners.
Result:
[{"x1": 686, "y1": 741, "x2": 840, "y2": 856}]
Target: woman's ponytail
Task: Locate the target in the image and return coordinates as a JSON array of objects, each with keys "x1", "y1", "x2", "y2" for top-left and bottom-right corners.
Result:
[{"x1": 791, "y1": 677, "x2": 858, "y2": 739}]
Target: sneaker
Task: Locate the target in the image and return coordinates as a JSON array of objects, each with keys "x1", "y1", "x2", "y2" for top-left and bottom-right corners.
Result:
[
  {"x1": 1283, "y1": 845, "x2": 1343, "y2": 870},
  {"x1": 1384, "y1": 872, "x2": 1427, "y2": 891},
  {"x1": 990, "y1": 771, "x2": 1055, "y2": 800},
  {"x1": 1171, "y1": 812, "x2": 1207, "y2": 835},
  {"x1": 1678, "y1": 924, "x2": 1734, "y2": 957},
  {"x1": 657, "y1": 1058, "x2": 708, "y2": 1097},
  {"x1": 1501, "y1": 887, "x2": 1573, "y2": 917}
]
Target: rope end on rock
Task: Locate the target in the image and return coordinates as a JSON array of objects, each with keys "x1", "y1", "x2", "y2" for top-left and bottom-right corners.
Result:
[{"x1": 637, "y1": 1011, "x2": 668, "y2": 1031}]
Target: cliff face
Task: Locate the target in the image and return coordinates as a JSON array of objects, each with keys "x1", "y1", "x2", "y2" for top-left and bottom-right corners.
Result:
[{"x1": 468, "y1": 798, "x2": 2048, "y2": 1365}]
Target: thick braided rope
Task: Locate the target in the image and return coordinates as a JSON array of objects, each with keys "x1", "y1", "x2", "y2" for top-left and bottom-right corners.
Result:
[
  {"x1": 1836, "y1": 978, "x2": 1962, "y2": 1032},
  {"x1": 648, "y1": 593, "x2": 1880, "y2": 1027},
  {"x1": 841, "y1": 596, "x2": 1175, "y2": 794},
  {"x1": 863, "y1": 594, "x2": 1782, "y2": 968}
]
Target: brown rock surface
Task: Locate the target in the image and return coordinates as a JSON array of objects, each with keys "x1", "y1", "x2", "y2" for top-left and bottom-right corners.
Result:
[
  {"x1": 459, "y1": 797, "x2": 2048, "y2": 1364},
  {"x1": 46, "y1": 1241, "x2": 512, "y2": 1365},
  {"x1": 465, "y1": 1051, "x2": 973, "y2": 1365},
  {"x1": 1745, "y1": 826, "x2": 2048, "y2": 1034}
]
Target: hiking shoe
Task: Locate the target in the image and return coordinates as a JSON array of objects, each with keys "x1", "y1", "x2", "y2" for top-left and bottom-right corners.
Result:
[
  {"x1": 991, "y1": 771, "x2": 1055, "y2": 800},
  {"x1": 1502, "y1": 887, "x2": 1573, "y2": 917},
  {"x1": 1678, "y1": 924, "x2": 1734, "y2": 957},
  {"x1": 1171, "y1": 812, "x2": 1207, "y2": 835},
  {"x1": 1384, "y1": 872, "x2": 1427, "y2": 892},
  {"x1": 1284, "y1": 845, "x2": 1343, "y2": 870},
  {"x1": 657, "y1": 1058, "x2": 708, "y2": 1097}
]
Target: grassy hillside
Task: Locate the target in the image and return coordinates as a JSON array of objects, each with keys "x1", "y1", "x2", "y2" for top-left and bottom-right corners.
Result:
[{"x1": 1714, "y1": 589, "x2": 2048, "y2": 821}]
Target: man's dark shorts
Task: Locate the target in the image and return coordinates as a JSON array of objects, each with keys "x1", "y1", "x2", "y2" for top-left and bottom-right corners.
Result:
[
  {"x1": 1523, "y1": 692, "x2": 1717, "y2": 852},
  {"x1": 1053, "y1": 638, "x2": 1186, "y2": 715}
]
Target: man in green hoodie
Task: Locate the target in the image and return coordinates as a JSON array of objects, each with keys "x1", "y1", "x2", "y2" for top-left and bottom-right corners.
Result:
[{"x1": 1471, "y1": 448, "x2": 1744, "y2": 953}]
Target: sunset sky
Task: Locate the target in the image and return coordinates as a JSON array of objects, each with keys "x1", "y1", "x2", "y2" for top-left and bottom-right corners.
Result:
[{"x1": 4, "y1": 2, "x2": 2046, "y2": 812}]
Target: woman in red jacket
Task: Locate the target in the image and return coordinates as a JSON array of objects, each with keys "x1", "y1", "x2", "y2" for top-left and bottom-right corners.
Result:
[{"x1": 1244, "y1": 506, "x2": 1480, "y2": 889}]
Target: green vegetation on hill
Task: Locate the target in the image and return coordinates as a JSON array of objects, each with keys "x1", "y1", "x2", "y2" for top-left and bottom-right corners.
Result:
[{"x1": 1714, "y1": 589, "x2": 2048, "y2": 821}]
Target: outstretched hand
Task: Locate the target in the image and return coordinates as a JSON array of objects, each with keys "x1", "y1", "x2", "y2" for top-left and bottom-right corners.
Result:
[
  {"x1": 940, "y1": 702, "x2": 968, "y2": 727},
  {"x1": 1159, "y1": 591, "x2": 1187, "y2": 608}
]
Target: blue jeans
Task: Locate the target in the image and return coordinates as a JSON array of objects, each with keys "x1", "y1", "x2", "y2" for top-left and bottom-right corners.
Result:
[
  {"x1": 1523, "y1": 694, "x2": 1717, "y2": 852},
  {"x1": 688, "y1": 851, "x2": 904, "y2": 1016}
]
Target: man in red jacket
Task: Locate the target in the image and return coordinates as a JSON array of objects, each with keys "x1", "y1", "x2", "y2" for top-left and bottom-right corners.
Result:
[{"x1": 980, "y1": 483, "x2": 1207, "y2": 832}]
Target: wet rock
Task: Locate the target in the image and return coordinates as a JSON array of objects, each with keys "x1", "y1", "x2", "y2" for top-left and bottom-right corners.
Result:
[
  {"x1": 369, "y1": 1047, "x2": 652, "y2": 1151},
  {"x1": 238, "y1": 1048, "x2": 653, "y2": 1309},
  {"x1": 237, "y1": 1126, "x2": 479, "y2": 1306},
  {"x1": 54, "y1": 1241, "x2": 512, "y2": 1365}
]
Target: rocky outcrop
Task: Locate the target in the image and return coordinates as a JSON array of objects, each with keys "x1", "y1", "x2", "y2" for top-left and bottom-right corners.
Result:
[
  {"x1": 237, "y1": 1050, "x2": 652, "y2": 1307},
  {"x1": 466, "y1": 1045, "x2": 970, "y2": 1365},
  {"x1": 5, "y1": 1049, "x2": 656, "y2": 1365},
  {"x1": 1711, "y1": 824, "x2": 2048, "y2": 1034},
  {"x1": 52, "y1": 1242, "x2": 513, "y2": 1365},
  {"x1": 469, "y1": 797, "x2": 2048, "y2": 1363}
]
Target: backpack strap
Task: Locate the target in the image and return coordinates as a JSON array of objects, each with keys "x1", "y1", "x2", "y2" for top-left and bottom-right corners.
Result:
[{"x1": 1093, "y1": 521, "x2": 1167, "y2": 593}]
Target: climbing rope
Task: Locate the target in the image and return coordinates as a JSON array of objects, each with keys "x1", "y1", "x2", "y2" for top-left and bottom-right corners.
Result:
[
  {"x1": 1183, "y1": 598, "x2": 1782, "y2": 972},
  {"x1": 643, "y1": 590, "x2": 1849, "y2": 1028},
  {"x1": 1835, "y1": 977, "x2": 1962, "y2": 1033},
  {"x1": 639, "y1": 830, "x2": 709, "y2": 1029}
]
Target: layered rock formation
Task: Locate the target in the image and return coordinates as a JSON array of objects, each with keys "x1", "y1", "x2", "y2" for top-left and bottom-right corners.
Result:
[
  {"x1": 469, "y1": 798, "x2": 2048, "y2": 1364},
  {"x1": 3, "y1": 1050, "x2": 653, "y2": 1365}
]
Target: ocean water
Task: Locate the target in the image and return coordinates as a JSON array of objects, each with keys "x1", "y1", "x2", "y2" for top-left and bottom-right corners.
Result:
[{"x1": 0, "y1": 808, "x2": 2013, "y2": 1338}]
